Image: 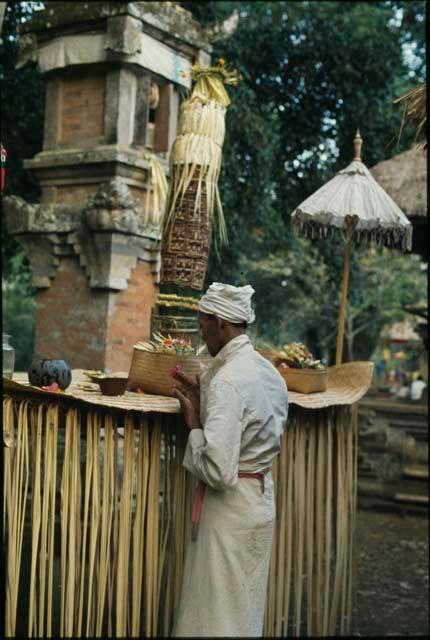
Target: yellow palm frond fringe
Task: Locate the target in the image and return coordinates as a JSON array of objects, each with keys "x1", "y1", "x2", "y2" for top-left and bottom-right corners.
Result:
[
  {"x1": 156, "y1": 293, "x2": 200, "y2": 312},
  {"x1": 142, "y1": 149, "x2": 169, "y2": 227},
  {"x1": 4, "y1": 395, "x2": 358, "y2": 637}
]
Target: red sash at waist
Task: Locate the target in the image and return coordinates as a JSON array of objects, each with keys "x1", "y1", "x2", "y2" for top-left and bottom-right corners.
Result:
[{"x1": 191, "y1": 469, "x2": 270, "y2": 541}]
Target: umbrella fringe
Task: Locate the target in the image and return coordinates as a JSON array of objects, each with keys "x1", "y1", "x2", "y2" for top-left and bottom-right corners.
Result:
[{"x1": 291, "y1": 219, "x2": 412, "y2": 252}]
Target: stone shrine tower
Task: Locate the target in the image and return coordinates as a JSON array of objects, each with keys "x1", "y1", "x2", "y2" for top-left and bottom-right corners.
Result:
[{"x1": 5, "y1": 2, "x2": 236, "y2": 371}]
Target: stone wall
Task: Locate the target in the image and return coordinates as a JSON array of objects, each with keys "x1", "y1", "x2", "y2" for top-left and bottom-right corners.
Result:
[
  {"x1": 35, "y1": 256, "x2": 110, "y2": 369},
  {"x1": 106, "y1": 260, "x2": 157, "y2": 371},
  {"x1": 34, "y1": 256, "x2": 157, "y2": 372},
  {"x1": 59, "y1": 71, "x2": 105, "y2": 144}
]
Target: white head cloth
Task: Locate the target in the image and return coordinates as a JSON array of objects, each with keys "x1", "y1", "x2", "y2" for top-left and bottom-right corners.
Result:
[{"x1": 198, "y1": 282, "x2": 256, "y2": 325}]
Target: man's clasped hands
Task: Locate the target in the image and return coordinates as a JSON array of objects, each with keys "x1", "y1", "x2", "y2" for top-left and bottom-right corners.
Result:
[{"x1": 172, "y1": 369, "x2": 202, "y2": 430}]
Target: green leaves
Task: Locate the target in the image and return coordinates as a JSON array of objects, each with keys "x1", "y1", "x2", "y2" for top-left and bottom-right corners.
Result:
[
  {"x1": 1, "y1": 2, "x2": 44, "y2": 280},
  {"x1": 1, "y1": 3, "x2": 43, "y2": 369},
  {"x1": 2, "y1": 252, "x2": 36, "y2": 372}
]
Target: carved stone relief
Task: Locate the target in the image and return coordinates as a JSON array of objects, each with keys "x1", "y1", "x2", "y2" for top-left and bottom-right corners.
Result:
[{"x1": 3, "y1": 180, "x2": 160, "y2": 291}]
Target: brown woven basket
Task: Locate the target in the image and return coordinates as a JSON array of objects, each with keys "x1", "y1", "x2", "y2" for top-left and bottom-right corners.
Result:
[
  {"x1": 128, "y1": 349, "x2": 207, "y2": 397},
  {"x1": 278, "y1": 366, "x2": 328, "y2": 394}
]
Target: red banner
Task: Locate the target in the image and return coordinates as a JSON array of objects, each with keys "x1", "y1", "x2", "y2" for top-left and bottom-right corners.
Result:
[{"x1": 1, "y1": 143, "x2": 7, "y2": 192}]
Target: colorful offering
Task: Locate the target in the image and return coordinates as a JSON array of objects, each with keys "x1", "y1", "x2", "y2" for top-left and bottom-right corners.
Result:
[
  {"x1": 136, "y1": 332, "x2": 196, "y2": 356},
  {"x1": 274, "y1": 342, "x2": 325, "y2": 370},
  {"x1": 40, "y1": 382, "x2": 62, "y2": 393}
]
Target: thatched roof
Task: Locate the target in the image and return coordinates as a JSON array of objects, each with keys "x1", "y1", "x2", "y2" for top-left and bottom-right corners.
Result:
[{"x1": 370, "y1": 146, "x2": 427, "y2": 219}]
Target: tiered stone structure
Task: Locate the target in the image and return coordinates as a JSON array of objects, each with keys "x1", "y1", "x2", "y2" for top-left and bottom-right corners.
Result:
[{"x1": 4, "y1": 2, "x2": 237, "y2": 371}]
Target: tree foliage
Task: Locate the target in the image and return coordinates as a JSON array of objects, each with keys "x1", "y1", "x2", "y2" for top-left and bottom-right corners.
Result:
[
  {"x1": 1, "y1": 1, "x2": 44, "y2": 279},
  {"x1": 344, "y1": 249, "x2": 426, "y2": 361},
  {"x1": 1, "y1": 1, "x2": 43, "y2": 366},
  {"x1": 2, "y1": 252, "x2": 36, "y2": 371}
]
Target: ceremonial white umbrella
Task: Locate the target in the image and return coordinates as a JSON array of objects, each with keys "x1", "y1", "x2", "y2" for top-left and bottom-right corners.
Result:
[{"x1": 291, "y1": 131, "x2": 412, "y2": 364}]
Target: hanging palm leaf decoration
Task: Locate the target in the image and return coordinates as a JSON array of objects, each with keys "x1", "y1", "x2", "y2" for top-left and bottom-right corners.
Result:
[
  {"x1": 394, "y1": 82, "x2": 427, "y2": 150},
  {"x1": 141, "y1": 148, "x2": 169, "y2": 228},
  {"x1": 160, "y1": 58, "x2": 241, "y2": 291}
]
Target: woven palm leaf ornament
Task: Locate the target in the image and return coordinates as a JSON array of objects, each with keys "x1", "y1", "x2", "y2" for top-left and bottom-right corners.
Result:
[
  {"x1": 141, "y1": 148, "x2": 169, "y2": 228},
  {"x1": 394, "y1": 82, "x2": 427, "y2": 150},
  {"x1": 160, "y1": 59, "x2": 241, "y2": 290}
]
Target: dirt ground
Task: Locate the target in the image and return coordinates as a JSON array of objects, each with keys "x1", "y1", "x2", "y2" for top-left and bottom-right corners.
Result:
[{"x1": 352, "y1": 508, "x2": 429, "y2": 637}]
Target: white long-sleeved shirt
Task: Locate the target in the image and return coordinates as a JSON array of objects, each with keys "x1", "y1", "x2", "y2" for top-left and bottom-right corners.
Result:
[
  {"x1": 410, "y1": 379, "x2": 426, "y2": 400},
  {"x1": 183, "y1": 334, "x2": 288, "y2": 490}
]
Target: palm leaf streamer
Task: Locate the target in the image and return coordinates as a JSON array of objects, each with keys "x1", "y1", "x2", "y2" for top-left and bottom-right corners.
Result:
[{"x1": 394, "y1": 82, "x2": 427, "y2": 149}]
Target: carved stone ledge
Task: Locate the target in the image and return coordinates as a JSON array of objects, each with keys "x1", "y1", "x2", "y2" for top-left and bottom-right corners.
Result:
[
  {"x1": 72, "y1": 230, "x2": 159, "y2": 290},
  {"x1": 14, "y1": 234, "x2": 61, "y2": 289},
  {"x1": 24, "y1": 145, "x2": 159, "y2": 170},
  {"x1": 20, "y1": 2, "x2": 214, "y2": 53},
  {"x1": 105, "y1": 15, "x2": 142, "y2": 56},
  {"x1": 4, "y1": 181, "x2": 161, "y2": 291},
  {"x1": 3, "y1": 195, "x2": 80, "y2": 235}
]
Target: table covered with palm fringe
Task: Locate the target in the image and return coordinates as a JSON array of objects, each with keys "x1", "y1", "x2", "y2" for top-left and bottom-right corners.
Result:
[{"x1": 3, "y1": 362, "x2": 373, "y2": 637}]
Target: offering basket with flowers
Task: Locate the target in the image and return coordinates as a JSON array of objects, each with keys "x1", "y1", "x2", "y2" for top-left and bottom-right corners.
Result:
[
  {"x1": 274, "y1": 342, "x2": 328, "y2": 393},
  {"x1": 128, "y1": 332, "x2": 207, "y2": 397}
]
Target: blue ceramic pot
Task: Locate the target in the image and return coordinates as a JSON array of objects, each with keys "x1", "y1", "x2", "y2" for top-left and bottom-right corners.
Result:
[{"x1": 28, "y1": 359, "x2": 72, "y2": 390}]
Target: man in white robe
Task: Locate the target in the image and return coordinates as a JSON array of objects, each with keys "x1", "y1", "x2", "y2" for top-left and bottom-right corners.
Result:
[{"x1": 172, "y1": 282, "x2": 288, "y2": 638}]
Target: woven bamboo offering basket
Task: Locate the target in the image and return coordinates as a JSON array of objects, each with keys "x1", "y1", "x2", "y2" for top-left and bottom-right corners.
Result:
[
  {"x1": 278, "y1": 365, "x2": 328, "y2": 393},
  {"x1": 128, "y1": 349, "x2": 205, "y2": 397}
]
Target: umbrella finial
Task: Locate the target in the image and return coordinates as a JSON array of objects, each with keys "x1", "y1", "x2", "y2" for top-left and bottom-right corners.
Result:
[{"x1": 353, "y1": 129, "x2": 363, "y2": 161}]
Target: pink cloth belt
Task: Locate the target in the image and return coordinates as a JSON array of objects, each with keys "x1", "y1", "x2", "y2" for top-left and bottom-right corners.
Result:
[{"x1": 191, "y1": 469, "x2": 270, "y2": 541}]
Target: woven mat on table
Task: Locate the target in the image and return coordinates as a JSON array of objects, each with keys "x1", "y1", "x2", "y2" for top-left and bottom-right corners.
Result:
[
  {"x1": 288, "y1": 361, "x2": 374, "y2": 408},
  {"x1": 4, "y1": 370, "x2": 180, "y2": 414},
  {"x1": 3, "y1": 362, "x2": 373, "y2": 413}
]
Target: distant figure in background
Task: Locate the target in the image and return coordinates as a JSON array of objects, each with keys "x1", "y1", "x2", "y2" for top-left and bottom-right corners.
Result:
[
  {"x1": 375, "y1": 358, "x2": 386, "y2": 379},
  {"x1": 394, "y1": 367, "x2": 403, "y2": 386},
  {"x1": 388, "y1": 370, "x2": 398, "y2": 394},
  {"x1": 410, "y1": 375, "x2": 427, "y2": 402}
]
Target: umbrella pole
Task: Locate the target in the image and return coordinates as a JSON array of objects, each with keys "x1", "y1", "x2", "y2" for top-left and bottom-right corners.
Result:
[{"x1": 335, "y1": 230, "x2": 354, "y2": 365}]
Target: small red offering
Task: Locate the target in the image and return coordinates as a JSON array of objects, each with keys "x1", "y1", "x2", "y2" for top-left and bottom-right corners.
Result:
[
  {"x1": 41, "y1": 382, "x2": 61, "y2": 392},
  {"x1": 169, "y1": 364, "x2": 184, "y2": 378}
]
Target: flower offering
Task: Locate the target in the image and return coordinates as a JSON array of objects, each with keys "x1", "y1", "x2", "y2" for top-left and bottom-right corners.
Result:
[
  {"x1": 275, "y1": 342, "x2": 325, "y2": 370},
  {"x1": 135, "y1": 332, "x2": 196, "y2": 356}
]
